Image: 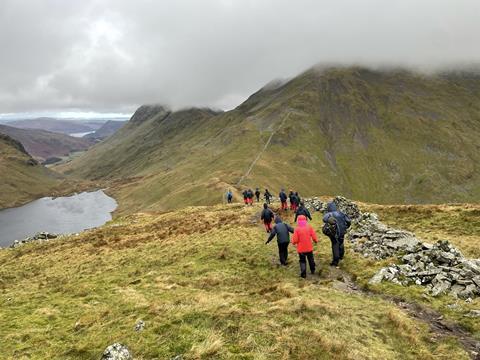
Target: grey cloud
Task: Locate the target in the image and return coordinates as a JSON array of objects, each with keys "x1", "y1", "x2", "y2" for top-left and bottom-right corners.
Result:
[{"x1": 1, "y1": 0, "x2": 479, "y2": 114}]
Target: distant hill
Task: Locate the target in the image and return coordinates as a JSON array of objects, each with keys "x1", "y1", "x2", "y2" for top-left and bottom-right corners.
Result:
[
  {"x1": 5, "y1": 118, "x2": 106, "y2": 135},
  {"x1": 0, "y1": 133, "x2": 64, "y2": 209},
  {"x1": 59, "y1": 66, "x2": 480, "y2": 212},
  {"x1": 0, "y1": 124, "x2": 94, "y2": 162},
  {"x1": 83, "y1": 120, "x2": 126, "y2": 141}
]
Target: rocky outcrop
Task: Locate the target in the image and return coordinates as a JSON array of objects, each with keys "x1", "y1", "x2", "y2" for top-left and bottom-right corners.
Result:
[
  {"x1": 101, "y1": 343, "x2": 132, "y2": 360},
  {"x1": 10, "y1": 232, "x2": 57, "y2": 248},
  {"x1": 315, "y1": 197, "x2": 480, "y2": 299}
]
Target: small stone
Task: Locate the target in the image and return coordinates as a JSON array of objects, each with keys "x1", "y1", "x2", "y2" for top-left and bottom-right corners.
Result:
[
  {"x1": 101, "y1": 343, "x2": 132, "y2": 360},
  {"x1": 134, "y1": 320, "x2": 145, "y2": 332}
]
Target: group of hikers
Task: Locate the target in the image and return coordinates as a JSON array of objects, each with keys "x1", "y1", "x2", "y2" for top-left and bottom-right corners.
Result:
[
  {"x1": 225, "y1": 188, "x2": 351, "y2": 278},
  {"x1": 264, "y1": 198, "x2": 351, "y2": 278}
]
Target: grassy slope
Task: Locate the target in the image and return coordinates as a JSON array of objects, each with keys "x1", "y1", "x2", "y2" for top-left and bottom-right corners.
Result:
[
  {"x1": 0, "y1": 203, "x2": 477, "y2": 359},
  {"x1": 58, "y1": 67, "x2": 480, "y2": 214},
  {"x1": 0, "y1": 124, "x2": 94, "y2": 161},
  {"x1": 0, "y1": 134, "x2": 65, "y2": 208}
]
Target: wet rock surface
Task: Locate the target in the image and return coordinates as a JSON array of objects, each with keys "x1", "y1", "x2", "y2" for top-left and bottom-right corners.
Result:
[{"x1": 9, "y1": 232, "x2": 57, "y2": 248}]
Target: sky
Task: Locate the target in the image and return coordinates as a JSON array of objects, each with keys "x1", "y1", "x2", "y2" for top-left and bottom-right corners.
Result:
[{"x1": 1, "y1": 0, "x2": 479, "y2": 119}]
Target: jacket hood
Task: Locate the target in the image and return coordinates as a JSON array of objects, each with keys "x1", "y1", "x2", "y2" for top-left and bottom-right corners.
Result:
[
  {"x1": 275, "y1": 216, "x2": 282, "y2": 224},
  {"x1": 297, "y1": 215, "x2": 307, "y2": 227},
  {"x1": 327, "y1": 202, "x2": 337, "y2": 212}
]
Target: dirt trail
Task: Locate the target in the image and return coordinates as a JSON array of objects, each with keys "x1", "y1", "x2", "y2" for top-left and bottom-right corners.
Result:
[{"x1": 237, "y1": 113, "x2": 290, "y2": 186}]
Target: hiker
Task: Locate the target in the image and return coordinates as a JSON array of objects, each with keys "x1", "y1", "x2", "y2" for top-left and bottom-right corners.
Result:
[
  {"x1": 264, "y1": 189, "x2": 272, "y2": 204},
  {"x1": 255, "y1": 188, "x2": 261, "y2": 202},
  {"x1": 322, "y1": 201, "x2": 351, "y2": 267},
  {"x1": 265, "y1": 215, "x2": 294, "y2": 265},
  {"x1": 242, "y1": 190, "x2": 248, "y2": 205},
  {"x1": 279, "y1": 189, "x2": 288, "y2": 210},
  {"x1": 294, "y1": 201, "x2": 312, "y2": 222},
  {"x1": 292, "y1": 215, "x2": 318, "y2": 278},
  {"x1": 226, "y1": 189, "x2": 233, "y2": 204},
  {"x1": 260, "y1": 203, "x2": 275, "y2": 233},
  {"x1": 289, "y1": 190, "x2": 295, "y2": 211},
  {"x1": 247, "y1": 189, "x2": 254, "y2": 205}
]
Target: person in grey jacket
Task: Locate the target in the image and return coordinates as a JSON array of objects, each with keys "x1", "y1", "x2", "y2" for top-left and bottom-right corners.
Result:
[
  {"x1": 265, "y1": 216, "x2": 294, "y2": 266},
  {"x1": 322, "y1": 201, "x2": 351, "y2": 266}
]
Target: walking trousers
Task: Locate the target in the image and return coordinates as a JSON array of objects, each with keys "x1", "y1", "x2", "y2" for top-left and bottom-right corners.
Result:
[
  {"x1": 278, "y1": 242, "x2": 289, "y2": 265},
  {"x1": 329, "y1": 235, "x2": 345, "y2": 265},
  {"x1": 298, "y1": 251, "x2": 315, "y2": 278}
]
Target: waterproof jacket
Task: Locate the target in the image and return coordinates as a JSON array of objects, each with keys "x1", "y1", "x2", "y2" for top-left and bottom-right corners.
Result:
[
  {"x1": 279, "y1": 191, "x2": 287, "y2": 202},
  {"x1": 292, "y1": 215, "x2": 318, "y2": 253},
  {"x1": 242, "y1": 190, "x2": 248, "y2": 199},
  {"x1": 295, "y1": 206, "x2": 312, "y2": 222},
  {"x1": 261, "y1": 208, "x2": 274, "y2": 223},
  {"x1": 255, "y1": 190, "x2": 261, "y2": 198},
  {"x1": 247, "y1": 190, "x2": 254, "y2": 199},
  {"x1": 264, "y1": 190, "x2": 272, "y2": 200},
  {"x1": 266, "y1": 218, "x2": 294, "y2": 244},
  {"x1": 322, "y1": 202, "x2": 351, "y2": 238}
]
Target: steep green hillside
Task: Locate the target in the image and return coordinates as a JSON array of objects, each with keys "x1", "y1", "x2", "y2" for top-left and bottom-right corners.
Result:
[
  {"x1": 60, "y1": 67, "x2": 480, "y2": 212},
  {"x1": 0, "y1": 134, "x2": 64, "y2": 208},
  {"x1": 0, "y1": 124, "x2": 94, "y2": 161},
  {"x1": 1, "y1": 203, "x2": 476, "y2": 359}
]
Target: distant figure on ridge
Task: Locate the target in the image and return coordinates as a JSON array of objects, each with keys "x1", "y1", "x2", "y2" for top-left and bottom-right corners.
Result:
[
  {"x1": 322, "y1": 201, "x2": 351, "y2": 267},
  {"x1": 264, "y1": 189, "x2": 272, "y2": 204},
  {"x1": 260, "y1": 203, "x2": 275, "y2": 233},
  {"x1": 255, "y1": 188, "x2": 261, "y2": 202},
  {"x1": 265, "y1": 215, "x2": 294, "y2": 266},
  {"x1": 294, "y1": 201, "x2": 312, "y2": 222},
  {"x1": 247, "y1": 189, "x2": 254, "y2": 205},
  {"x1": 279, "y1": 189, "x2": 288, "y2": 211},
  {"x1": 242, "y1": 190, "x2": 249, "y2": 205},
  {"x1": 292, "y1": 215, "x2": 318, "y2": 278},
  {"x1": 226, "y1": 189, "x2": 233, "y2": 204}
]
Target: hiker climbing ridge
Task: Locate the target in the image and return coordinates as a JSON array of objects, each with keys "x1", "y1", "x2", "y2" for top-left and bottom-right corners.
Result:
[{"x1": 236, "y1": 113, "x2": 290, "y2": 186}]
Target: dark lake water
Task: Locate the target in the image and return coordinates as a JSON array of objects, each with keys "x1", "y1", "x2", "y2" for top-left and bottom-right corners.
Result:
[{"x1": 0, "y1": 190, "x2": 117, "y2": 248}]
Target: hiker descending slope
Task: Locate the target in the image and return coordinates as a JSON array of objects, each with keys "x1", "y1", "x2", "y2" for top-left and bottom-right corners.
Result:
[
  {"x1": 292, "y1": 215, "x2": 318, "y2": 278},
  {"x1": 279, "y1": 189, "x2": 288, "y2": 210},
  {"x1": 247, "y1": 189, "x2": 254, "y2": 205},
  {"x1": 322, "y1": 201, "x2": 351, "y2": 267},
  {"x1": 265, "y1": 216, "x2": 294, "y2": 266},
  {"x1": 294, "y1": 201, "x2": 312, "y2": 222},
  {"x1": 226, "y1": 189, "x2": 233, "y2": 204},
  {"x1": 255, "y1": 188, "x2": 261, "y2": 202},
  {"x1": 260, "y1": 203, "x2": 275, "y2": 233},
  {"x1": 264, "y1": 189, "x2": 272, "y2": 204},
  {"x1": 242, "y1": 190, "x2": 248, "y2": 205}
]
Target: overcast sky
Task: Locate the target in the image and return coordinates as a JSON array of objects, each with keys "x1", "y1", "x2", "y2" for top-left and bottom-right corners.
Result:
[{"x1": 1, "y1": 0, "x2": 479, "y2": 119}]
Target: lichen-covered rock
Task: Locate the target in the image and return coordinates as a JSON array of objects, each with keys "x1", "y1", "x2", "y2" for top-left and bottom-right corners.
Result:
[{"x1": 101, "y1": 343, "x2": 132, "y2": 360}]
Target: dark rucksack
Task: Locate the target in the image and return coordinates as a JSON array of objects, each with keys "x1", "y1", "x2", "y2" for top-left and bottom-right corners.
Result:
[{"x1": 322, "y1": 216, "x2": 337, "y2": 238}]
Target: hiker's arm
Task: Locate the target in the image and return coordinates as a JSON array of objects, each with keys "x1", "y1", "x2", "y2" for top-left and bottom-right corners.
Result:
[
  {"x1": 266, "y1": 228, "x2": 276, "y2": 244},
  {"x1": 292, "y1": 230, "x2": 298, "y2": 245},
  {"x1": 307, "y1": 210, "x2": 312, "y2": 220},
  {"x1": 286, "y1": 224, "x2": 294, "y2": 233},
  {"x1": 322, "y1": 213, "x2": 329, "y2": 223}
]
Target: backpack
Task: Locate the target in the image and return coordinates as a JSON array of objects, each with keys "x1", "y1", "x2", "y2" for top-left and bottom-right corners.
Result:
[{"x1": 322, "y1": 216, "x2": 337, "y2": 238}]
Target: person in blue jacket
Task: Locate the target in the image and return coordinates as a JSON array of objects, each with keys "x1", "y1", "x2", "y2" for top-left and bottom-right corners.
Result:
[{"x1": 322, "y1": 201, "x2": 351, "y2": 266}]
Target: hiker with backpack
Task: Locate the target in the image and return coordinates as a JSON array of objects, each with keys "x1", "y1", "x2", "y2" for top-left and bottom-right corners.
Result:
[
  {"x1": 226, "y1": 189, "x2": 233, "y2": 204},
  {"x1": 255, "y1": 188, "x2": 261, "y2": 202},
  {"x1": 260, "y1": 203, "x2": 275, "y2": 233},
  {"x1": 294, "y1": 201, "x2": 312, "y2": 222},
  {"x1": 242, "y1": 190, "x2": 248, "y2": 205},
  {"x1": 292, "y1": 214, "x2": 318, "y2": 278},
  {"x1": 289, "y1": 190, "x2": 295, "y2": 211},
  {"x1": 247, "y1": 189, "x2": 254, "y2": 205},
  {"x1": 264, "y1": 189, "x2": 272, "y2": 204},
  {"x1": 322, "y1": 201, "x2": 351, "y2": 267},
  {"x1": 279, "y1": 189, "x2": 288, "y2": 210},
  {"x1": 265, "y1": 215, "x2": 294, "y2": 266}
]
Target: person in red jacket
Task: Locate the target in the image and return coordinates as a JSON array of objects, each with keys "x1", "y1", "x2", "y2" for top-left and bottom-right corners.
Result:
[{"x1": 291, "y1": 215, "x2": 318, "y2": 278}]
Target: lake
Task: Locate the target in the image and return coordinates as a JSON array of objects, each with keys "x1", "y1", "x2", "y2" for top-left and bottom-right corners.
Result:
[{"x1": 0, "y1": 190, "x2": 117, "y2": 248}]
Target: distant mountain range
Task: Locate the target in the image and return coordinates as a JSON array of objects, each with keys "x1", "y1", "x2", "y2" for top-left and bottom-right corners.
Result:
[
  {"x1": 2, "y1": 118, "x2": 108, "y2": 135},
  {"x1": 58, "y1": 66, "x2": 480, "y2": 212},
  {"x1": 83, "y1": 120, "x2": 126, "y2": 141}
]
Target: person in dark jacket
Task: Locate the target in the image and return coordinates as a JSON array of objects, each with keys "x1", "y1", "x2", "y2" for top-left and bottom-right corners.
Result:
[
  {"x1": 226, "y1": 189, "x2": 233, "y2": 204},
  {"x1": 289, "y1": 190, "x2": 295, "y2": 211},
  {"x1": 265, "y1": 216, "x2": 294, "y2": 265},
  {"x1": 242, "y1": 190, "x2": 248, "y2": 205},
  {"x1": 255, "y1": 188, "x2": 261, "y2": 202},
  {"x1": 260, "y1": 203, "x2": 275, "y2": 232},
  {"x1": 322, "y1": 201, "x2": 351, "y2": 266},
  {"x1": 264, "y1": 189, "x2": 272, "y2": 204},
  {"x1": 294, "y1": 202, "x2": 312, "y2": 222},
  {"x1": 279, "y1": 189, "x2": 288, "y2": 210},
  {"x1": 247, "y1": 189, "x2": 254, "y2": 205}
]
